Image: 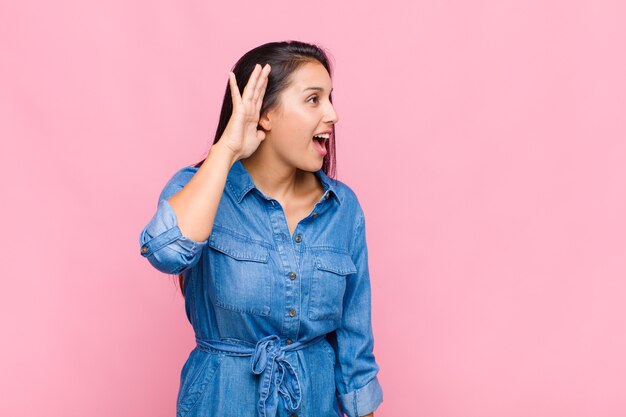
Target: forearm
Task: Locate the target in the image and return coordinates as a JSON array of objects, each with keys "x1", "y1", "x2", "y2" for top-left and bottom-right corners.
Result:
[
  {"x1": 167, "y1": 141, "x2": 238, "y2": 242},
  {"x1": 333, "y1": 208, "x2": 383, "y2": 417}
]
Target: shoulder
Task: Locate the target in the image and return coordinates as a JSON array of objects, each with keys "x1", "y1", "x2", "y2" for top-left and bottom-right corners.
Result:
[
  {"x1": 158, "y1": 165, "x2": 199, "y2": 201},
  {"x1": 332, "y1": 179, "x2": 369, "y2": 256},
  {"x1": 330, "y1": 178, "x2": 365, "y2": 222}
]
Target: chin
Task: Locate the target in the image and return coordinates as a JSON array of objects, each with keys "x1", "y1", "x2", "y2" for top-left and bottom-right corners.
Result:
[
  {"x1": 295, "y1": 158, "x2": 322, "y2": 173},
  {"x1": 311, "y1": 157, "x2": 325, "y2": 171}
]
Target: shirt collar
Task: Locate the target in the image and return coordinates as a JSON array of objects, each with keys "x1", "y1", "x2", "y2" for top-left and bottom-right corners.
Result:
[{"x1": 226, "y1": 159, "x2": 341, "y2": 205}]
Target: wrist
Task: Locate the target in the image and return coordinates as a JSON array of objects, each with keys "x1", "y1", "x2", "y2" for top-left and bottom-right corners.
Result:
[{"x1": 211, "y1": 141, "x2": 240, "y2": 167}]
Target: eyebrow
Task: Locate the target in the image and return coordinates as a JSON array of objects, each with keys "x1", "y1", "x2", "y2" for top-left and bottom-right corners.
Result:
[{"x1": 302, "y1": 87, "x2": 334, "y2": 93}]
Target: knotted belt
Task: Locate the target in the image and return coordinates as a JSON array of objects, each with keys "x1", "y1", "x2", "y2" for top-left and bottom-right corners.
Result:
[{"x1": 195, "y1": 334, "x2": 326, "y2": 417}]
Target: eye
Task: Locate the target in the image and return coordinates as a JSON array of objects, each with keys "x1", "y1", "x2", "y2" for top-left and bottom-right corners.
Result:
[{"x1": 307, "y1": 95, "x2": 319, "y2": 104}]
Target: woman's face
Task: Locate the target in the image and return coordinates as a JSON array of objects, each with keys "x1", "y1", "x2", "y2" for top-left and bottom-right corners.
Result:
[{"x1": 259, "y1": 61, "x2": 339, "y2": 172}]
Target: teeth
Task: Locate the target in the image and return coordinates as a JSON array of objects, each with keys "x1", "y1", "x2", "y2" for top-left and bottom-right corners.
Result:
[{"x1": 313, "y1": 133, "x2": 330, "y2": 140}]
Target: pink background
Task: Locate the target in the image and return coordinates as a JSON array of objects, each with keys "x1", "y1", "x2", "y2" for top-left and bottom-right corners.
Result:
[{"x1": 2, "y1": 0, "x2": 625, "y2": 416}]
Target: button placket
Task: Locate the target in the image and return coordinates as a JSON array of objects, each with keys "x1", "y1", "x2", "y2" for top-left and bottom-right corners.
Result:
[{"x1": 266, "y1": 198, "x2": 301, "y2": 338}]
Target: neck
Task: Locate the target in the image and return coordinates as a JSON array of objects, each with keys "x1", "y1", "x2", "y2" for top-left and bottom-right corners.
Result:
[{"x1": 241, "y1": 153, "x2": 312, "y2": 202}]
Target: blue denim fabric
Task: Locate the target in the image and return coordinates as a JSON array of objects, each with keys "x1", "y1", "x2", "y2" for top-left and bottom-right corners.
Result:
[{"x1": 139, "y1": 159, "x2": 383, "y2": 417}]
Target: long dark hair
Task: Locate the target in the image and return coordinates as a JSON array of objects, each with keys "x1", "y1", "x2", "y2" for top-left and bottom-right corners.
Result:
[{"x1": 176, "y1": 40, "x2": 338, "y2": 297}]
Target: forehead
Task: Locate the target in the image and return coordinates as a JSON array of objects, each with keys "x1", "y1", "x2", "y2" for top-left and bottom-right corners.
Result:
[{"x1": 288, "y1": 61, "x2": 332, "y2": 92}]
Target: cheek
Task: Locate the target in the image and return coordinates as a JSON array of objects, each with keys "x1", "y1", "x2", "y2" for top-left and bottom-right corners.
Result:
[
  {"x1": 280, "y1": 110, "x2": 315, "y2": 141},
  {"x1": 271, "y1": 128, "x2": 307, "y2": 152},
  {"x1": 288, "y1": 109, "x2": 313, "y2": 128}
]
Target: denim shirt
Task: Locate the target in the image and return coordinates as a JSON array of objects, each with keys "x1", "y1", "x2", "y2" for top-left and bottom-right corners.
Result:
[{"x1": 139, "y1": 159, "x2": 383, "y2": 417}]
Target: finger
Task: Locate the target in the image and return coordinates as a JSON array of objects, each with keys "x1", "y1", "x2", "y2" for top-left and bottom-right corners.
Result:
[
  {"x1": 252, "y1": 64, "x2": 270, "y2": 101},
  {"x1": 255, "y1": 75, "x2": 268, "y2": 114},
  {"x1": 255, "y1": 76, "x2": 267, "y2": 112},
  {"x1": 242, "y1": 63, "x2": 262, "y2": 102},
  {"x1": 228, "y1": 72, "x2": 242, "y2": 108},
  {"x1": 253, "y1": 64, "x2": 271, "y2": 107}
]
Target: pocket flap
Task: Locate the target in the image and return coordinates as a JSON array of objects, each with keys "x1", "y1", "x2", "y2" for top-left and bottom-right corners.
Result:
[
  {"x1": 314, "y1": 252, "x2": 357, "y2": 275},
  {"x1": 208, "y1": 228, "x2": 269, "y2": 263}
]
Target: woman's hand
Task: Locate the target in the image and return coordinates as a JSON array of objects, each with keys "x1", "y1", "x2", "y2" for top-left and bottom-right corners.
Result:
[{"x1": 220, "y1": 63, "x2": 271, "y2": 161}]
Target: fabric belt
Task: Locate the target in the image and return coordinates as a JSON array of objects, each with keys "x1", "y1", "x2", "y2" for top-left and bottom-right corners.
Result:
[{"x1": 195, "y1": 334, "x2": 326, "y2": 417}]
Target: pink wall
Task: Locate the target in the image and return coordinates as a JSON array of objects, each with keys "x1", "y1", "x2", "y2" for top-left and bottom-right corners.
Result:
[{"x1": 2, "y1": 0, "x2": 625, "y2": 416}]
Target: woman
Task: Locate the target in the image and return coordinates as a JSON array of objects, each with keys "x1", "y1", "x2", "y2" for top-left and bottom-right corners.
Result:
[{"x1": 139, "y1": 41, "x2": 383, "y2": 417}]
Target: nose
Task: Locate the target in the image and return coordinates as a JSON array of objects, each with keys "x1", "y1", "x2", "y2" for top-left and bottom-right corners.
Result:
[{"x1": 324, "y1": 102, "x2": 339, "y2": 125}]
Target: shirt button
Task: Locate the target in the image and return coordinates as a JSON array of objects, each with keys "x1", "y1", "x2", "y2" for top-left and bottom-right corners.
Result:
[
  {"x1": 289, "y1": 272, "x2": 296, "y2": 280},
  {"x1": 291, "y1": 413, "x2": 298, "y2": 417},
  {"x1": 325, "y1": 193, "x2": 330, "y2": 199},
  {"x1": 140, "y1": 245, "x2": 148, "y2": 254},
  {"x1": 286, "y1": 339, "x2": 293, "y2": 345},
  {"x1": 312, "y1": 212, "x2": 318, "y2": 218},
  {"x1": 294, "y1": 234, "x2": 302, "y2": 243},
  {"x1": 289, "y1": 309, "x2": 296, "y2": 317},
  {"x1": 271, "y1": 200, "x2": 275, "y2": 206}
]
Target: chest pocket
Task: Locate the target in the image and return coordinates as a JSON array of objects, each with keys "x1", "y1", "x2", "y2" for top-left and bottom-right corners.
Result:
[
  {"x1": 208, "y1": 228, "x2": 272, "y2": 316},
  {"x1": 308, "y1": 250, "x2": 357, "y2": 321}
]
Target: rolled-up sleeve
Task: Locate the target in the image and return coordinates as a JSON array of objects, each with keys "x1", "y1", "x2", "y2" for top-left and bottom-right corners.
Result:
[
  {"x1": 138, "y1": 169, "x2": 208, "y2": 274},
  {"x1": 329, "y1": 206, "x2": 383, "y2": 417}
]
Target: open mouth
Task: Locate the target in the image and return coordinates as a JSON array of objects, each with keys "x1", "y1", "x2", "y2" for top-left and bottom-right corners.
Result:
[
  {"x1": 312, "y1": 133, "x2": 329, "y2": 156},
  {"x1": 312, "y1": 132, "x2": 330, "y2": 145},
  {"x1": 312, "y1": 136, "x2": 326, "y2": 146}
]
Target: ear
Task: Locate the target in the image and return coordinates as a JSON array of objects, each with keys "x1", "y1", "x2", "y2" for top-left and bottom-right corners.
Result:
[{"x1": 258, "y1": 111, "x2": 271, "y2": 131}]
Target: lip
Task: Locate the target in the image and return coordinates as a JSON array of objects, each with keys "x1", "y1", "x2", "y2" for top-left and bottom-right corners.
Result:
[
  {"x1": 312, "y1": 133, "x2": 328, "y2": 157},
  {"x1": 313, "y1": 129, "x2": 333, "y2": 137}
]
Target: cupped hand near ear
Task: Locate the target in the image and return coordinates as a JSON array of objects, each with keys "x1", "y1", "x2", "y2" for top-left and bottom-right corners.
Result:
[{"x1": 220, "y1": 63, "x2": 271, "y2": 161}]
